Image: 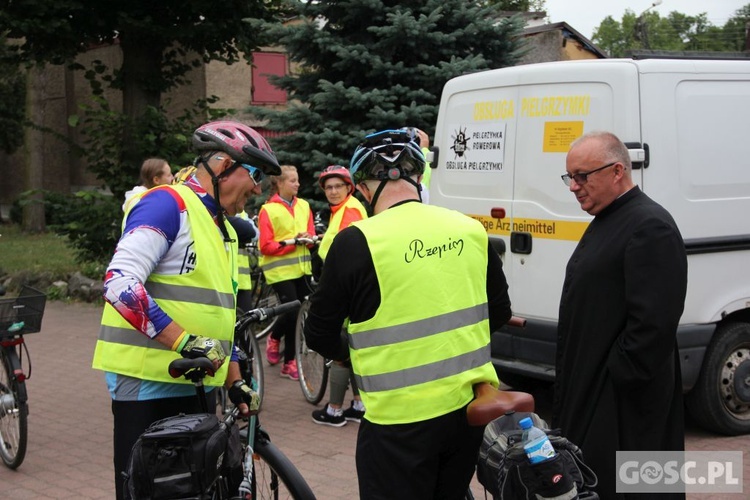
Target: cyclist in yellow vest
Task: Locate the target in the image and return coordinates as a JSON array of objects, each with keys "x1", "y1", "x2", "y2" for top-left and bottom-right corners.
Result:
[
  {"x1": 310, "y1": 165, "x2": 368, "y2": 427},
  {"x1": 304, "y1": 129, "x2": 512, "y2": 500},
  {"x1": 257, "y1": 165, "x2": 316, "y2": 380},
  {"x1": 93, "y1": 120, "x2": 280, "y2": 500}
]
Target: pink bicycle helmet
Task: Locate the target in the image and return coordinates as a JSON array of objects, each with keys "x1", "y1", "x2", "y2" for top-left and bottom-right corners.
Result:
[
  {"x1": 192, "y1": 120, "x2": 281, "y2": 175},
  {"x1": 318, "y1": 165, "x2": 354, "y2": 193}
]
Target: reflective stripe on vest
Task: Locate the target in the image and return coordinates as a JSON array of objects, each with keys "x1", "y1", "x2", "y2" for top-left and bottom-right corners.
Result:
[
  {"x1": 92, "y1": 184, "x2": 237, "y2": 386},
  {"x1": 318, "y1": 195, "x2": 367, "y2": 262},
  {"x1": 347, "y1": 203, "x2": 498, "y2": 424},
  {"x1": 259, "y1": 199, "x2": 312, "y2": 284}
]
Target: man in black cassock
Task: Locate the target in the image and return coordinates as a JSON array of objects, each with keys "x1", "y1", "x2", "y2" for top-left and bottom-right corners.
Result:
[{"x1": 554, "y1": 131, "x2": 687, "y2": 499}]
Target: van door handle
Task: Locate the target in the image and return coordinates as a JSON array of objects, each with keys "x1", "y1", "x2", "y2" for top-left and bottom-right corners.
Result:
[{"x1": 510, "y1": 232, "x2": 532, "y2": 254}]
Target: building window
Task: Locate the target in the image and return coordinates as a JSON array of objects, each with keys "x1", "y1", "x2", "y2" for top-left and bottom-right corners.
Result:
[{"x1": 252, "y1": 52, "x2": 288, "y2": 104}]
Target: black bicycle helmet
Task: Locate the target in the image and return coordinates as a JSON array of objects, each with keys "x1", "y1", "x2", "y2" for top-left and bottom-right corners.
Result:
[
  {"x1": 349, "y1": 129, "x2": 425, "y2": 184},
  {"x1": 192, "y1": 120, "x2": 281, "y2": 175}
]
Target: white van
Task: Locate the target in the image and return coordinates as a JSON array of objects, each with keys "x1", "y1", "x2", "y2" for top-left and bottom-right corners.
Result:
[{"x1": 429, "y1": 57, "x2": 750, "y2": 435}]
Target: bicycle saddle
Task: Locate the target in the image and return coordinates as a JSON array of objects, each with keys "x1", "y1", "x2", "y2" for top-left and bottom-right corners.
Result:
[{"x1": 466, "y1": 382, "x2": 535, "y2": 427}]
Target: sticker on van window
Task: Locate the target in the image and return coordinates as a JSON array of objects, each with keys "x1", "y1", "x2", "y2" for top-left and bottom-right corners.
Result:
[
  {"x1": 543, "y1": 121, "x2": 584, "y2": 153},
  {"x1": 445, "y1": 124, "x2": 507, "y2": 172}
]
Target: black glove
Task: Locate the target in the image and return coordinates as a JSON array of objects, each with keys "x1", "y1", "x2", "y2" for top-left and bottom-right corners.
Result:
[
  {"x1": 228, "y1": 380, "x2": 260, "y2": 414},
  {"x1": 178, "y1": 334, "x2": 227, "y2": 366}
]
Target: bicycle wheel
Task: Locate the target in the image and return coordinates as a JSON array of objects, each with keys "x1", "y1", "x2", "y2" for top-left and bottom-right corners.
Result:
[
  {"x1": 250, "y1": 278, "x2": 281, "y2": 341},
  {"x1": 0, "y1": 346, "x2": 28, "y2": 469},
  {"x1": 295, "y1": 300, "x2": 329, "y2": 404},
  {"x1": 253, "y1": 436, "x2": 316, "y2": 500}
]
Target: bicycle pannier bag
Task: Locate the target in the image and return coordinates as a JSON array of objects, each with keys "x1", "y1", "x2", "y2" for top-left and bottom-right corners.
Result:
[
  {"x1": 126, "y1": 412, "x2": 228, "y2": 500},
  {"x1": 477, "y1": 411, "x2": 599, "y2": 500}
]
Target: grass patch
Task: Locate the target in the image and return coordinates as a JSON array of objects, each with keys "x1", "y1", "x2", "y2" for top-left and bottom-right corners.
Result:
[{"x1": 0, "y1": 223, "x2": 80, "y2": 277}]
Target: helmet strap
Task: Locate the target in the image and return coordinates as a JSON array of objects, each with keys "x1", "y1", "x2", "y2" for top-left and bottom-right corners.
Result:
[
  {"x1": 368, "y1": 176, "x2": 422, "y2": 211},
  {"x1": 198, "y1": 156, "x2": 236, "y2": 243}
]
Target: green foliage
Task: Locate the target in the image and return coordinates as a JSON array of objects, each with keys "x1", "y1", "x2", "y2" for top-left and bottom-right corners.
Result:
[
  {"x1": 592, "y1": 4, "x2": 750, "y2": 57},
  {"x1": 72, "y1": 91, "x2": 229, "y2": 199},
  {"x1": 248, "y1": 0, "x2": 525, "y2": 203},
  {"x1": 44, "y1": 190, "x2": 122, "y2": 266},
  {"x1": 0, "y1": 223, "x2": 79, "y2": 279},
  {"x1": 0, "y1": 0, "x2": 281, "y2": 92}
]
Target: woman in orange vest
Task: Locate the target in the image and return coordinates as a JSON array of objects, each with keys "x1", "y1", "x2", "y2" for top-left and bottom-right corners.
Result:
[
  {"x1": 257, "y1": 165, "x2": 316, "y2": 380},
  {"x1": 311, "y1": 165, "x2": 368, "y2": 426}
]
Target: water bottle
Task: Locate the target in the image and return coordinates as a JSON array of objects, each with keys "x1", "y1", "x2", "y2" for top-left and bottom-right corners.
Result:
[{"x1": 519, "y1": 417, "x2": 555, "y2": 464}]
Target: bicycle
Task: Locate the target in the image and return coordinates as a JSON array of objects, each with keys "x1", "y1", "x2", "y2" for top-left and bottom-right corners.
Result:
[
  {"x1": 129, "y1": 301, "x2": 316, "y2": 500},
  {"x1": 216, "y1": 306, "x2": 268, "y2": 415},
  {"x1": 295, "y1": 297, "x2": 330, "y2": 405},
  {"x1": 243, "y1": 241, "x2": 281, "y2": 342},
  {"x1": 278, "y1": 235, "x2": 331, "y2": 405},
  {"x1": 0, "y1": 285, "x2": 46, "y2": 469}
]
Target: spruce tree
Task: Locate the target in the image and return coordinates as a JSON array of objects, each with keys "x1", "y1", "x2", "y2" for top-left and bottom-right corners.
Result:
[{"x1": 249, "y1": 0, "x2": 525, "y2": 203}]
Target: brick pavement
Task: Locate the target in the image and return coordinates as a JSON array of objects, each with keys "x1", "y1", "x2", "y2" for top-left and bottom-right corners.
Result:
[{"x1": 0, "y1": 301, "x2": 746, "y2": 498}]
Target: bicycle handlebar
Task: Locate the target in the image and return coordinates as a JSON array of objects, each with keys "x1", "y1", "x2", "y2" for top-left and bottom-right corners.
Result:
[
  {"x1": 168, "y1": 301, "x2": 301, "y2": 381},
  {"x1": 279, "y1": 235, "x2": 321, "y2": 247},
  {"x1": 237, "y1": 300, "x2": 301, "y2": 327}
]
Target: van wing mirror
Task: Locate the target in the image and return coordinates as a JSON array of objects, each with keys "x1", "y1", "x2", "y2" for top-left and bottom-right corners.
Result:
[
  {"x1": 427, "y1": 147, "x2": 438, "y2": 168},
  {"x1": 625, "y1": 142, "x2": 649, "y2": 170}
]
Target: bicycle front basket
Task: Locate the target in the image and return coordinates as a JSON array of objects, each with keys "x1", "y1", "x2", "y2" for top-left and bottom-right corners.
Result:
[{"x1": 0, "y1": 286, "x2": 47, "y2": 337}]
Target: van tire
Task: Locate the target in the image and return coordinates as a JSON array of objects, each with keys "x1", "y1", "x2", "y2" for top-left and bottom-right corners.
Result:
[{"x1": 685, "y1": 321, "x2": 750, "y2": 435}]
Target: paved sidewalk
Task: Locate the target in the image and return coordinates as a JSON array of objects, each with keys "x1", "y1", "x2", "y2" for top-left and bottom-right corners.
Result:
[{"x1": 0, "y1": 301, "x2": 747, "y2": 498}]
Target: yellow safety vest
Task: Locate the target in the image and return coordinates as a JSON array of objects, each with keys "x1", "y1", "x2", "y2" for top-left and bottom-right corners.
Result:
[
  {"x1": 259, "y1": 199, "x2": 312, "y2": 284},
  {"x1": 237, "y1": 210, "x2": 252, "y2": 291},
  {"x1": 348, "y1": 203, "x2": 498, "y2": 424},
  {"x1": 93, "y1": 184, "x2": 238, "y2": 386},
  {"x1": 318, "y1": 195, "x2": 368, "y2": 262}
]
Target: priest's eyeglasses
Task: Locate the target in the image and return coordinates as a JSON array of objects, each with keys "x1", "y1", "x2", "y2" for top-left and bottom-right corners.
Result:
[{"x1": 561, "y1": 161, "x2": 617, "y2": 187}]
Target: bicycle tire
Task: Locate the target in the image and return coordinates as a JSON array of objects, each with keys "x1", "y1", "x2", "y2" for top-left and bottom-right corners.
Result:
[
  {"x1": 253, "y1": 436, "x2": 316, "y2": 500},
  {"x1": 250, "y1": 278, "x2": 281, "y2": 341},
  {"x1": 0, "y1": 346, "x2": 28, "y2": 469},
  {"x1": 295, "y1": 300, "x2": 329, "y2": 404}
]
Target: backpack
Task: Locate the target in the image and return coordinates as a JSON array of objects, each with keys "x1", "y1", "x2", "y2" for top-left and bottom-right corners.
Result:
[
  {"x1": 477, "y1": 411, "x2": 599, "y2": 500},
  {"x1": 125, "y1": 412, "x2": 241, "y2": 500}
]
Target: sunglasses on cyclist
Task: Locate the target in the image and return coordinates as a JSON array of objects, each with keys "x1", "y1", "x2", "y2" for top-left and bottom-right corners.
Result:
[{"x1": 238, "y1": 163, "x2": 265, "y2": 185}]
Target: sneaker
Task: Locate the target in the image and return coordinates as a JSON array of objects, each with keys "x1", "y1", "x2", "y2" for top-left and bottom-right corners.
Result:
[
  {"x1": 312, "y1": 404, "x2": 346, "y2": 427},
  {"x1": 266, "y1": 337, "x2": 281, "y2": 365},
  {"x1": 280, "y1": 359, "x2": 299, "y2": 381},
  {"x1": 342, "y1": 401, "x2": 365, "y2": 423}
]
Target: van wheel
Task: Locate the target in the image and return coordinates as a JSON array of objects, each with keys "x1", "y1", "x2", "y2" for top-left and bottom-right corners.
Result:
[{"x1": 685, "y1": 321, "x2": 750, "y2": 435}]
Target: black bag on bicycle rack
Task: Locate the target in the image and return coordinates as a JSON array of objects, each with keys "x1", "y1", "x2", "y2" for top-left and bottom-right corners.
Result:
[
  {"x1": 477, "y1": 411, "x2": 599, "y2": 500},
  {"x1": 125, "y1": 412, "x2": 231, "y2": 500}
]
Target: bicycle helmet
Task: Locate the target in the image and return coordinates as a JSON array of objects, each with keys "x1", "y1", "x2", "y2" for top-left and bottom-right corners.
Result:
[
  {"x1": 318, "y1": 165, "x2": 354, "y2": 193},
  {"x1": 349, "y1": 129, "x2": 425, "y2": 184},
  {"x1": 192, "y1": 120, "x2": 281, "y2": 175}
]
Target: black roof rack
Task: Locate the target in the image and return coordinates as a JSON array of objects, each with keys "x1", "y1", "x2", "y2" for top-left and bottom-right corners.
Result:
[{"x1": 625, "y1": 49, "x2": 750, "y2": 60}]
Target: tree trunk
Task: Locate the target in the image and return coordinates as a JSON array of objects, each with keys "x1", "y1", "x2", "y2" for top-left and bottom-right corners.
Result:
[
  {"x1": 22, "y1": 64, "x2": 47, "y2": 233},
  {"x1": 119, "y1": 35, "x2": 164, "y2": 168}
]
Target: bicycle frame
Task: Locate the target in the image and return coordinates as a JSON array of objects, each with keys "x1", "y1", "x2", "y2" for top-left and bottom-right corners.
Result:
[{"x1": 160, "y1": 301, "x2": 315, "y2": 499}]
